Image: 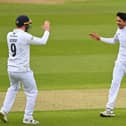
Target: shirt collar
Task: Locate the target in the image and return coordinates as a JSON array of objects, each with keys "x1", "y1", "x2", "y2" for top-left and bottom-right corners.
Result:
[{"x1": 13, "y1": 28, "x2": 24, "y2": 33}]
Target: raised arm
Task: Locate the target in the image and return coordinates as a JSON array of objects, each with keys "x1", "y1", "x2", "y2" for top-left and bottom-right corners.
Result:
[{"x1": 27, "y1": 20, "x2": 50, "y2": 45}]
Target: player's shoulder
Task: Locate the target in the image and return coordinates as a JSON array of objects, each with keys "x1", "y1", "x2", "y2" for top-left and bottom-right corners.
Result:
[
  {"x1": 7, "y1": 29, "x2": 33, "y2": 41},
  {"x1": 7, "y1": 31, "x2": 14, "y2": 38},
  {"x1": 7, "y1": 31, "x2": 13, "y2": 35},
  {"x1": 23, "y1": 31, "x2": 33, "y2": 40}
]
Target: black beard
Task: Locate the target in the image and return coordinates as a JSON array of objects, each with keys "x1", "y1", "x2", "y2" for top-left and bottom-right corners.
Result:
[{"x1": 25, "y1": 25, "x2": 30, "y2": 32}]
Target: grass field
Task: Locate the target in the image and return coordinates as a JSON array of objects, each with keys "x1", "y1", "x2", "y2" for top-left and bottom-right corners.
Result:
[
  {"x1": 1, "y1": 0, "x2": 126, "y2": 126},
  {"x1": 1, "y1": 0, "x2": 126, "y2": 90},
  {"x1": 0, "y1": 109, "x2": 126, "y2": 126}
]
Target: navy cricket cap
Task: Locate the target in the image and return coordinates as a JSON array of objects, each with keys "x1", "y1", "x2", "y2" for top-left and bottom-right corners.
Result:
[{"x1": 15, "y1": 15, "x2": 32, "y2": 27}]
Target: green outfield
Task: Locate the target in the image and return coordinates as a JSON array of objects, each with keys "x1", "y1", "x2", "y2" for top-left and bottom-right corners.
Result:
[
  {"x1": 1, "y1": 0, "x2": 126, "y2": 90},
  {"x1": 0, "y1": 109, "x2": 125, "y2": 126},
  {"x1": 1, "y1": 0, "x2": 126, "y2": 125}
]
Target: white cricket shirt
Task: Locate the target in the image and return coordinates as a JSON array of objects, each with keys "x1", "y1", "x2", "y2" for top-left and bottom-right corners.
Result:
[
  {"x1": 7, "y1": 29, "x2": 50, "y2": 72},
  {"x1": 100, "y1": 27, "x2": 126, "y2": 62}
]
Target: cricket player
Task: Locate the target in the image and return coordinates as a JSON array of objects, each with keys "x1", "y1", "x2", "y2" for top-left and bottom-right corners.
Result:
[
  {"x1": 0, "y1": 15, "x2": 50, "y2": 124},
  {"x1": 89, "y1": 12, "x2": 126, "y2": 117}
]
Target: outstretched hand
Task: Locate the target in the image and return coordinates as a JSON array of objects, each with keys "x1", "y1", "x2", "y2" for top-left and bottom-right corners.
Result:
[{"x1": 89, "y1": 33, "x2": 100, "y2": 41}]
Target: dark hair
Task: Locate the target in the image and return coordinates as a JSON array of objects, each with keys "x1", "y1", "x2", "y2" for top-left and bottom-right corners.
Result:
[{"x1": 116, "y1": 12, "x2": 126, "y2": 21}]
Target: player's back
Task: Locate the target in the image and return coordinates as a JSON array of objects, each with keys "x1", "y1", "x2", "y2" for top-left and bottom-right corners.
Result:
[{"x1": 7, "y1": 29, "x2": 30, "y2": 72}]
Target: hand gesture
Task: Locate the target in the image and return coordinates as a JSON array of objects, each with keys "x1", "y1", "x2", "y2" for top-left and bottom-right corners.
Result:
[
  {"x1": 89, "y1": 33, "x2": 100, "y2": 41},
  {"x1": 42, "y1": 20, "x2": 50, "y2": 31}
]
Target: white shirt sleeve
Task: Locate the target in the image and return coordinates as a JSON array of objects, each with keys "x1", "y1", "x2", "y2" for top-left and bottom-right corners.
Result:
[
  {"x1": 100, "y1": 37, "x2": 116, "y2": 44},
  {"x1": 100, "y1": 30, "x2": 119, "y2": 44},
  {"x1": 26, "y1": 31, "x2": 50, "y2": 45}
]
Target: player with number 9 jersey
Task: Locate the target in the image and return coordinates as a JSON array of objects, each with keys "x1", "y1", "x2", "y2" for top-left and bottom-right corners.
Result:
[
  {"x1": 7, "y1": 25, "x2": 49, "y2": 72},
  {"x1": 0, "y1": 15, "x2": 50, "y2": 124}
]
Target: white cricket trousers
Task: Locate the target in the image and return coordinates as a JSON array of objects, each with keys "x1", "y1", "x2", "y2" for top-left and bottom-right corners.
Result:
[
  {"x1": 1, "y1": 71, "x2": 38, "y2": 119},
  {"x1": 106, "y1": 61, "x2": 126, "y2": 109}
]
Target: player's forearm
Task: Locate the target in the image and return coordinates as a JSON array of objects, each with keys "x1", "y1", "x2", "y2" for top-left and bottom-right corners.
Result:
[
  {"x1": 30, "y1": 31, "x2": 50, "y2": 45},
  {"x1": 100, "y1": 37, "x2": 116, "y2": 44},
  {"x1": 40, "y1": 30, "x2": 50, "y2": 45}
]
